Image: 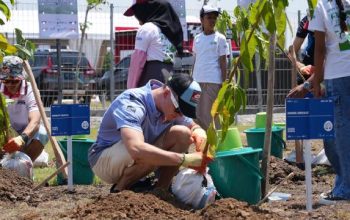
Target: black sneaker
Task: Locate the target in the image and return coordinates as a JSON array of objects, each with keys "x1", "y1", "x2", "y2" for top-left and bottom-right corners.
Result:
[
  {"x1": 129, "y1": 177, "x2": 156, "y2": 192},
  {"x1": 319, "y1": 191, "x2": 344, "y2": 205},
  {"x1": 110, "y1": 184, "x2": 120, "y2": 193}
]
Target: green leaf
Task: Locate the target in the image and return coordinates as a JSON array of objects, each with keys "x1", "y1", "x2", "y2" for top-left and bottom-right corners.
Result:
[
  {"x1": 262, "y1": 1, "x2": 276, "y2": 34},
  {"x1": 237, "y1": 87, "x2": 247, "y2": 111},
  {"x1": 14, "y1": 44, "x2": 31, "y2": 57},
  {"x1": 0, "y1": 93, "x2": 11, "y2": 149},
  {"x1": 14, "y1": 28, "x2": 34, "y2": 60},
  {"x1": 249, "y1": 0, "x2": 266, "y2": 26},
  {"x1": 248, "y1": 2, "x2": 259, "y2": 25},
  {"x1": 0, "y1": 34, "x2": 10, "y2": 50},
  {"x1": 0, "y1": 1, "x2": 11, "y2": 21},
  {"x1": 274, "y1": 4, "x2": 287, "y2": 49},
  {"x1": 15, "y1": 28, "x2": 25, "y2": 44},
  {"x1": 240, "y1": 36, "x2": 253, "y2": 73},
  {"x1": 240, "y1": 30, "x2": 257, "y2": 73},
  {"x1": 5, "y1": 44, "x2": 16, "y2": 54},
  {"x1": 216, "y1": 82, "x2": 230, "y2": 116},
  {"x1": 273, "y1": 0, "x2": 289, "y2": 8},
  {"x1": 307, "y1": 0, "x2": 317, "y2": 18},
  {"x1": 207, "y1": 124, "x2": 217, "y2": 157}
]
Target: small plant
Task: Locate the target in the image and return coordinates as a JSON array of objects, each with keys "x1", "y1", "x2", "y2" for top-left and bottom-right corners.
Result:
[{"x1": 207, "y1": 0, "x2": 289, "y2": 158}]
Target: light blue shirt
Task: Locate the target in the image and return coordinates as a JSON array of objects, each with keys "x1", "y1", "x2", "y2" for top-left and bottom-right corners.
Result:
[{"x1": 88, "y1": 80, "x2": 192, "y2": 167}]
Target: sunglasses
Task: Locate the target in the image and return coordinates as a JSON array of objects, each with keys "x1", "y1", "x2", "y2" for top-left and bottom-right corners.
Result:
[
  {"x1": 2, "y1": 79, "x2": 21, "y2": 85},
  {"x1": 169, "y1": 90, "x2": 181, "y2": 114}
]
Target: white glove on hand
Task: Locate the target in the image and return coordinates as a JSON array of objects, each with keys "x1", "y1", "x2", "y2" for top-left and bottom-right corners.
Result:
[
  {"x1": 182, "y1": 152, "x2": 203, "y2": 167},
  {"x1": 13, "y1": 135, "x2": 25, "y2": 147},
  {"x1": 192, "y1": 127, "x2": 207, "y2": 152}
]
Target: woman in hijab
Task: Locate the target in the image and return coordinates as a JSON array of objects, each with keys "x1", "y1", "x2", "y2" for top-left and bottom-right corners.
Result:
[{"x1": 124, "y1": 0, "x2": 183, "y2": 88}]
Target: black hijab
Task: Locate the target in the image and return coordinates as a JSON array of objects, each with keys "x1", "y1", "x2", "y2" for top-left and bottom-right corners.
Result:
[{"x1": 133, "y1": 0, "x2": 184, "y2": 55}]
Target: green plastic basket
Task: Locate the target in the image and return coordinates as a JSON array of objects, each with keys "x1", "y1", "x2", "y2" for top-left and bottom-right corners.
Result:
[
  {"x1": 57, "y1": 138, "x2": 95, "y2": 185},
  {"x1": 217, "y1": 127, "x2": 243, "y2": 152},
  {"x1": 209, "y1": 147, "x2": 262, "y2": 204},
  {"x1": 255, "y1": 112, "x2": 267, "y2": 128},
  {"x1": 244, "y1": 127, "x2": 286, "y2": 159}
]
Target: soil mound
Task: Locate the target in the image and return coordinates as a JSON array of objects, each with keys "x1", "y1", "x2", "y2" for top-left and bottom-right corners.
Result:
[
  {"x1": 269, "y1": 156, "x2": 304, "y2": 185},
  {"x1": 70, "y1": 190, "x2": 193, "y2": 219},
  {"x1": 198, "y1": 198, "x2": 279, "y2": 219},
  {"x1": 69, "y1": 189, "x2": 280, "y2": 219},
  {"x1": 0, "y1": 167, "x2": 34, "y2": 202}
]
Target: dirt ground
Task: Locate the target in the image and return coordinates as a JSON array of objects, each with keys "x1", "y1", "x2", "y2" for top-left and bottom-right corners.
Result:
[{"x1": 1, "y1": 140, "x2": 350, "y2": 220}]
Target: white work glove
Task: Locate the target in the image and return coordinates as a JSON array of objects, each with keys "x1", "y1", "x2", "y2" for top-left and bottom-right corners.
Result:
[
  {"x1": 182, "y1": 152, "x2": 203, "y2": 167},
  {"x1": 191, "y1": 127, "x2": 207, "y2": 152}
]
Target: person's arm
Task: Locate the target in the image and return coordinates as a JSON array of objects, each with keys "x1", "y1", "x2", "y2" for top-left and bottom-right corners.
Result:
[
  {"x1": 127, "y1": 50, "x2": 147, "y2": 89},
  {"x1": 312, "y1": 30, "x2": 326, "y2": 97},
  {"x1": 188, "y1": 121, "x2": 207, "y2": 152},
  {"x1": 292, "y1": 37, "x2": 304, "y2": 57},
  {"x1": 121, "y1": 127, "x2": 184, "y2": 166},
  {"x1": 22, "y1": 110, "x2": 41, "y2": 138},
  {"x1": 3, "y1": 110, "x2": 41, "y2": 153},
  {"x1": 219, "y1": 55, "x2": 227, "y2": 82},
  {"x1": 289, "y1": 37, "x2": 307, "y2": 70}
]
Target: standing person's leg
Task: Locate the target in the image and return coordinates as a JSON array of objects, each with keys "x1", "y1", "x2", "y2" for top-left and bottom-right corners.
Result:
[
  {"x1": 295, "y1": 140, "x2": 304, "y2": 165},
  {"x1": 326, "y1": 77, "x2": 350, "y2": 199},
  {"x1": 196, "y1": 83, "x2": 221, "y2": 130}
]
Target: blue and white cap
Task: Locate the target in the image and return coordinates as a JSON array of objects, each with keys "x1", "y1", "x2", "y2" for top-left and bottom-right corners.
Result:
[
  {"x1": 1, "y1": 56, "x2": 25, "y2": 80},
  {"x1": 167, "y1": 73, "x2": 201, "y2": 119}
]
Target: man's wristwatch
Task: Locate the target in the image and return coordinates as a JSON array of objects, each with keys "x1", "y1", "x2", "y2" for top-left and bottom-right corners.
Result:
[
  {"x1": 303, "y1": 81, "x2": 312, "y2": 91},
  {"x1": 20, "y1": 133, "x2": 29, "y2": 145}
]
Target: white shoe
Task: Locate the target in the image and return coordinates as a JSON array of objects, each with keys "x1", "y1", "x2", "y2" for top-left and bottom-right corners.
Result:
[{"x1": 319, "y1": 192, "x2": 343, "y2": 205}]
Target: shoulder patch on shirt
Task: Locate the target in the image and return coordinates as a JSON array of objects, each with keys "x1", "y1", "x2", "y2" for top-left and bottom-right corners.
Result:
[{"x1": 126, "y1": 105, "x2": 136, "y2": 113}]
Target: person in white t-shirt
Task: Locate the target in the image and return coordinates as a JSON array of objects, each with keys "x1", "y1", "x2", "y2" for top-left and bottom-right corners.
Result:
[
  {"x1": 124, "y1": 0, "x2": 183, "y2": 88},
  {"x1": 192, "y1": 5, "x2": 228, "y2": 130},
  {"x1": 0, "y1": 56, "x2": 48, "y2": 162},
  {"x1": 309, "y1": 0, "x2": 350, "y2": 205}
]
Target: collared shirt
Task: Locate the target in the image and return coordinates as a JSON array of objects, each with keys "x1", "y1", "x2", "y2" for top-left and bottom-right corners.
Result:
[
  {"x1": 0, "y1": 81, "x2": 38, "y2": 133},
  {"x1": 88, "y1": 80, "x2": 192, "y2": 167}
]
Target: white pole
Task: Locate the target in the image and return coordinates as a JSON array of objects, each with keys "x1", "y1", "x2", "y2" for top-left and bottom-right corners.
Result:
[
  {"x1": 304, "y1": 139, "x2": 313, "y2": 211},
  {"x1": 67, "y1": 136, "x2": 74, "y2": 192},
  {"x1": 109, "y1": 4, "x2": 115, "y2": 101}
]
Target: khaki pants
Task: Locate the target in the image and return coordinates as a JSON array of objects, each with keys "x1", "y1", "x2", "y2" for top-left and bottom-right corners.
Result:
[
  {"x1": 92, "y1": 129, "x2": 168, "y2": 184},
  {"x1": 196, "y1": 83, "x2": 221, "y2": 130}
]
